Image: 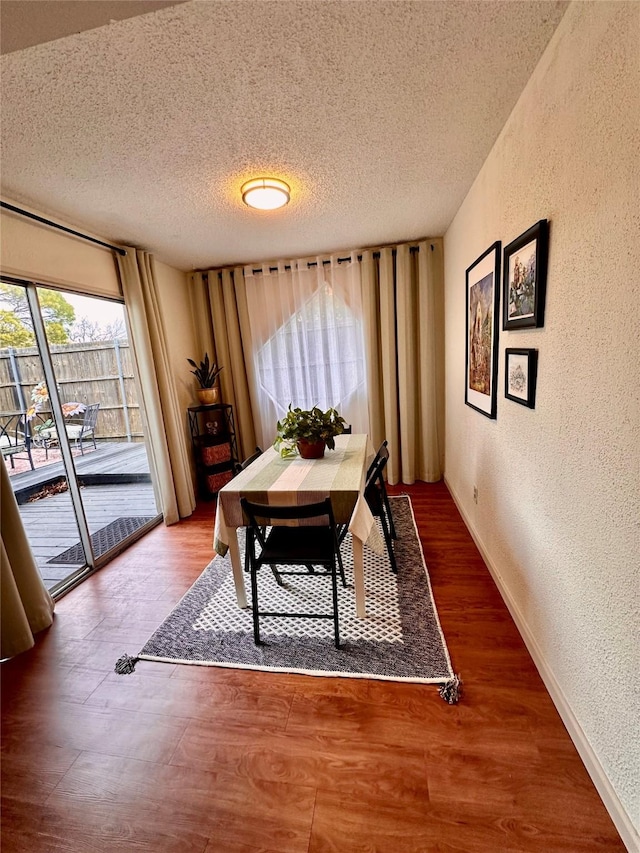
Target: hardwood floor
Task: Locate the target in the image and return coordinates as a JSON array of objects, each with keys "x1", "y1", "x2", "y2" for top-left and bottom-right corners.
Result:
[{"x1": 1, "y1": 481, "x2": 624, "y2": 852}]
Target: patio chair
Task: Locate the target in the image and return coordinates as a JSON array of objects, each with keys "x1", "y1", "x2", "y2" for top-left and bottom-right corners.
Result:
[
  {"x1": 38, "y1": 403, "x2": 100, "y2": 455},
  {"x1": 241, "y1": 497, "x2": 346, "y2": 648},
  {"x1": 0, "y1": 412, "x2": 35, "y2": 470}
]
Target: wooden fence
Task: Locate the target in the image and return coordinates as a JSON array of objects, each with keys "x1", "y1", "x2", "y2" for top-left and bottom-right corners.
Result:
[{"x1": 0, "y1": 341, "x2": 144, "y2": 441}]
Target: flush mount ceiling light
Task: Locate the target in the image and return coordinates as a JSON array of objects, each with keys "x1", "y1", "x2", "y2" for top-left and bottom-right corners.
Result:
[{"x1": 241, "y1": 177, "x2": 290, "y2": 210}]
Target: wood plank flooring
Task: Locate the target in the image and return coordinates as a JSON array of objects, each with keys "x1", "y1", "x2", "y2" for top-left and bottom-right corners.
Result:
[{"x1": 0, "y1": 481, "x2": 624, "y2": 852}]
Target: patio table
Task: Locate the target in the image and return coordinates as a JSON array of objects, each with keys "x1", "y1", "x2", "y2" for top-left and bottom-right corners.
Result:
[{"x1": 213, "y1": 433, "x2": 383, "y2": 617}]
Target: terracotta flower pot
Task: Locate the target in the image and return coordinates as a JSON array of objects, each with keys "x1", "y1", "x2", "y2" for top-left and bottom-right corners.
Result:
[
  {"x1": 197, "y1": 387, "x2": 219, "y2": 405},
  {"x1": 297, "y1": 439, "x2": 326, "y2": 459}
]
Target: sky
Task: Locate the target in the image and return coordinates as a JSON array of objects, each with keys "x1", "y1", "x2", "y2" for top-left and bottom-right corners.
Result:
[{"x1": 61, "y1": 291, "x2": 126, "y2": 327}]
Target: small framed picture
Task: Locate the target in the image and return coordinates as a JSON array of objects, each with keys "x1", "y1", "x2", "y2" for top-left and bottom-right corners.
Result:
[
  {"x1": 502, "y1": 219, "x2": 549, "y2": 329},
  {"x1": 505, "y1": 348, "x2": 538, "y2": 408},
  {"x1": 465, "y1": 241, "x2": 501, "y2": 419}
]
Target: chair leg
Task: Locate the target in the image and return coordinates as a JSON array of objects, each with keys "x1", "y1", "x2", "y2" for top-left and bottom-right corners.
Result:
[
  {"x1": 269, "y1": 564, "x2": 285, "y2": 586},
  {"x1": 250, "y1": 563, "x2": 262, "y2": 645},
  {"x1": 331, "y1": 559, "x2": 340, "y2": 649},
  {"x1": 381, "y1": 486, "x2": 397, "y2": 539},
  {"x1": 378, "y1": 508, "x2": 398, "y2": 574},
  {"x1": 335, "y1": 546, "x2": 347, "y2": 587}
]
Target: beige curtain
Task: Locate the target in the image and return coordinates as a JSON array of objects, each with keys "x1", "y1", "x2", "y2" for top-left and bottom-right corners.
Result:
[
  {"x1": 201, "y1": 239, "x2": 443, "y2": 483},
  {"x1": 117, "y1": 249, "x2": 195, "y2": 524},
  {"x1": 361, "y1": 240, "x2": 444, "y2": 485},
  {"x1": 1, "y1": 461, "x2": 54, "y2": 658},
  {"x1": 206, "y1": 267, "x2": 257, "y2": 460},
  {"x1": 188, "y1": 272, "x2": 215, "y2": 361}
]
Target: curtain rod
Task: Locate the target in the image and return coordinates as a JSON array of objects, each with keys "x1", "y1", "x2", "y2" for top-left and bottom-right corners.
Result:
[
  {"x1": 0, "y1": 201, "x2": 127, "y2": 256},
  {"x1": 246, "y1": 243, "x2": 434, "y2": 276}
]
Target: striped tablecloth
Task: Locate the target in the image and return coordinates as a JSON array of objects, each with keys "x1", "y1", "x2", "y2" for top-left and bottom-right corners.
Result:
[{"x1": 213, "y1": 434, "x2": 384, "y2": 616}]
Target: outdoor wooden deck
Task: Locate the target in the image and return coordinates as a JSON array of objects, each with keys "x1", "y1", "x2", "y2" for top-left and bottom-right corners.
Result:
[
  {"x1": 8, "y1": 442, "x2": 160, "y2": 591},
  {"x1": 9, "y1": 442, "x2": 151, "y2": 503},
  {"x1": 18, "y1": 482, "x2": 160, "y2": 591}
]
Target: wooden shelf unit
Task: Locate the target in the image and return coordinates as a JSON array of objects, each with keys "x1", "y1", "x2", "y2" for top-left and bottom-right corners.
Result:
[{"x1": 187, "y1": 403, "x2": 238, "y2": 500}]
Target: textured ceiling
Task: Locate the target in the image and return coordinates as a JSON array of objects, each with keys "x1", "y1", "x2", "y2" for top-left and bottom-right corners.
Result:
[
  {"x1": 0, "y1": 1, "x2": 187, "y2": 55},
  {"x1": 0, "y1": 0, "x2": 568, "y2": 271}
]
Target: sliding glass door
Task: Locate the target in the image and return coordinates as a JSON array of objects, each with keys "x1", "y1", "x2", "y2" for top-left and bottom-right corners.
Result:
[{"x1": 0, "y1": 279, "x2": 161, "y2": 595}]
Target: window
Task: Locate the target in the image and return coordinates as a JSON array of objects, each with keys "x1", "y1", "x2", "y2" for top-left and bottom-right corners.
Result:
[{"x1": 256, "y1": 284, "x2": 365, "y2": 411}]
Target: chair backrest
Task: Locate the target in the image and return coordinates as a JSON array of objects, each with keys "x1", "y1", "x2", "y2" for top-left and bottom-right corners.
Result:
[
  {"x1": 234, "y1": 446, "x2": 263, "y2": 475},
  {"x1": 364, "y1": 446, "x2": 389, "y2": 512},
  {"x1": 0, "y1": 412, "x2": 30, "y2": 449},
  {"x1": 241, "y1": 496, "x2": 338, "y2": 557},
  {"x1": 82, "y1": 403, "x2": 100, "y2": 431},
  {"x1": 241, "y1": 496, "x2": 335, "y2": 526},
  {"x1": 0, "y1": 414, "x2": 17, "y2": 450},
  {"x1": 366, "y1": 440, "x2": 389, "y2": 479}
]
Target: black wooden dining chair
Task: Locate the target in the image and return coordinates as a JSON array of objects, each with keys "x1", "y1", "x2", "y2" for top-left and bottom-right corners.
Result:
[
  {"x1": 363, "y1": 447, "x2": 398, "y2": 573},
  {"x1": 366, "y1": 441, "x2": 397, "y2": 541},
  {"x1": 234, "y1": 446, "x2": 263, "y2": 475},
  {"x1": 240, "y1": 497, "x2": 346, "y2": 648},
  {"x1": 339, "y1": 440, "x2": 397, "y2": 573}
]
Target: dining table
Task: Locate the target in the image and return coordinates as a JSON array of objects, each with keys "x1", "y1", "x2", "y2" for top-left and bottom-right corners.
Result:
[{"x1": 213, "y1": 433, "x2": 383, "y2": 617}]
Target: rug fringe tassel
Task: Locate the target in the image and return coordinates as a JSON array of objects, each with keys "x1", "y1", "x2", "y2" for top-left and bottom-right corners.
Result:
[
  {"x1": 438, "y1": 673, "x2": 462, "y2": 704},
  {"x1": 115, "y1": 653, "x2": 139, "y2": 675}
]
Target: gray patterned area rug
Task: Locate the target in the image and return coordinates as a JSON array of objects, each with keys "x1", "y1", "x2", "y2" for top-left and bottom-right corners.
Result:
[{"x1": 116, "y1": 496, "x2": 459, "y2": 695}]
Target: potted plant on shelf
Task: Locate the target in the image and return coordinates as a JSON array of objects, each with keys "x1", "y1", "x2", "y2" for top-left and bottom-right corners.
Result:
[
  {"x1": 187, "y1": 354, "x2": 223, "y2": 405},
  {"x1": 274, "y1": 405, "x2": 347, "y2": 459}
]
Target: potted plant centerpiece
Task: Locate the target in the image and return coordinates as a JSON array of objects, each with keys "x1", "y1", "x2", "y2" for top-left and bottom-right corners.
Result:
[
  {"x1": 274, "y1": 405, "x2": 347, "y2": 459},
  {"x1": 188, "y1": 354, "x2": 223, "y2": 405}
]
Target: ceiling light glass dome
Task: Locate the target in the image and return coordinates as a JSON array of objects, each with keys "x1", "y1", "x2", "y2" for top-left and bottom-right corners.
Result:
[{"x1": 241, "y1": 177, "x2": 290, "y2": 210}]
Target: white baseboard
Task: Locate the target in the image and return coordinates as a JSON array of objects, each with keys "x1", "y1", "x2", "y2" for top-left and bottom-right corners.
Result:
[{"x1": 444, "y1": 475, "x2": 638, "y2": 853}]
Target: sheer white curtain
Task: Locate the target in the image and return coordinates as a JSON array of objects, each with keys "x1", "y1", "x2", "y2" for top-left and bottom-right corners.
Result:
[{"x1": 242, "y1": 254, "x2": 369, "y2": 449}]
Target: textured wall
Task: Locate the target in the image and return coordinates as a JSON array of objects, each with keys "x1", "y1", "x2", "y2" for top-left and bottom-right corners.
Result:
[{"x1": 443, "y1": 0, "x2": 639, "y2": 836}]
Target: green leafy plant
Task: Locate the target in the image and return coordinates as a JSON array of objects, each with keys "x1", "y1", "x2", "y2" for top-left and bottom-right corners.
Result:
[
  {"x1": 274, "y1": 405, "x2": 347, "y2": 458},
  {"x1": 187, "y1": 353, "x2": 223, "y2": 388}
]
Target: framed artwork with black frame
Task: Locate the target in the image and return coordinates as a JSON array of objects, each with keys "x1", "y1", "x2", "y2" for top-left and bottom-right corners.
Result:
[
  {"x1": 505, "y1": 348, "x2": 538, "y2": 408},
  {"x1": 502, "y1": 219, "x2": 549, "y2": 330},
  {"x1": 465, "y1": 241, "x2": 501, "y2": 419}
]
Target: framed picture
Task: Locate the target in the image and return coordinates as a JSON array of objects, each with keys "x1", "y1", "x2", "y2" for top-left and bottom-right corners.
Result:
[
  {"x1": 502, "y1": 219, "x2": 549, "y2": 329},
  {"x1": 465, "y1": 241, "x2": 501, "y2": 419},
  {"x1": 505, "y1": 348, "x2": 538, "y2": 408}
]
